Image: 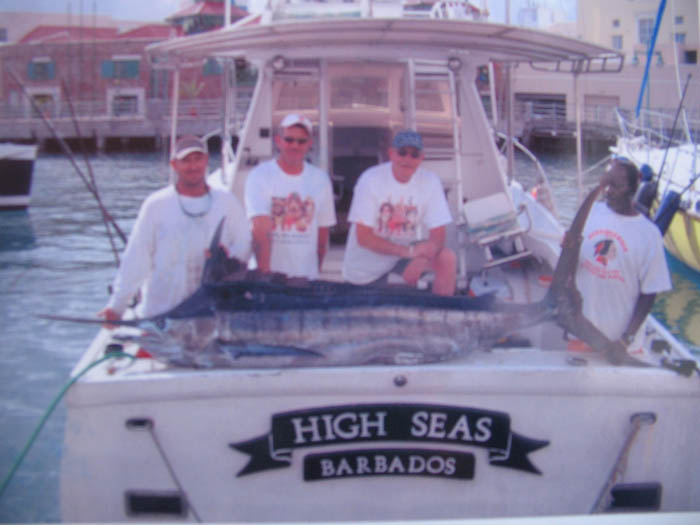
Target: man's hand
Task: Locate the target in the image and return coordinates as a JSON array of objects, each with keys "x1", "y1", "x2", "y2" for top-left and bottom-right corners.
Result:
[
  {"x1": 411, "y1": 240, "x2": 439, "y2": 260},
  {"x1": 605, "y1": 338, "x2": 630, "y2": 365},
  {"x1": 97, "y1": 307, "x2": 121, "y2": 329}
]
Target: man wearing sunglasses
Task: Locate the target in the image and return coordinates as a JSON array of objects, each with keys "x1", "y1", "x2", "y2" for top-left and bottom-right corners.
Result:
[
  {"x1": 245, "y1": 113, "x2": 336, "y2": 279},
  {"x1": 342, "y1": 130, "x2": 456, "y2": 295}
]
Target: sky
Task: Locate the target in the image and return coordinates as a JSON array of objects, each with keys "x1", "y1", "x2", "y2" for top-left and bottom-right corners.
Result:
[
  {"x1": 1, "y1": 0, "x2": 182, "y2": 22},
  {"x1": 0, "y1": 0, "x2": 577, "y2": 24}
]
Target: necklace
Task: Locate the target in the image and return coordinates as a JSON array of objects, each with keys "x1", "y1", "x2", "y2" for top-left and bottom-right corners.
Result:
[{"x1": 177, "y1": 189, "x2": 212, "y2": 218}]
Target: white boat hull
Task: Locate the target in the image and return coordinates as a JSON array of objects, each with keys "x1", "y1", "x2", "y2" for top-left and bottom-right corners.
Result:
[
  {"x1": 0, "y1": 143, "x2": 38, "y2": 210},
  {"x1": 61, "y1": 328, "x2": 700, "y2": 522}
]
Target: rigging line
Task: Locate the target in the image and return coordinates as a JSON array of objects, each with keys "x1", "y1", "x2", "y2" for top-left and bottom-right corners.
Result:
[
  {"x1": 140, "y1": 420, "x2": 203, "y2": 523},
  {"x1": 581, "y1": 153, "x2": 612, "y2": 177},
  {"x1": 61, "y1": 78, "x2": 121, "y2": 267},
  {"x1": 658, "y1": 73, "x2": 692, "y2": 200},
  {"x1": 589, "y1": 412, "x2": 656, "y2": 513},
  {"x1": 6, "y1": 68, "x2": 129, "y2": 247}
]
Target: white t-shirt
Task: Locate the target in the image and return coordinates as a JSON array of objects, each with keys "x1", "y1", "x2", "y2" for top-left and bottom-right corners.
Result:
[
  {"x1": 342, "y1": 162, "x2": 453, "y2": 284},
  {"x1": 244, "y1": 159, "x2": 337, "y2": 279},
  {"x1": 107, "y1": 185, "x2": 251, "y2": 317},
  {"x1": 576, "y1": 201, "x2": 671, "y2": 340}
]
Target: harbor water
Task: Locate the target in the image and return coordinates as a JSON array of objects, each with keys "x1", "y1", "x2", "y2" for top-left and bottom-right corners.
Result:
[{"x1": 0, "y1": 150, "x2": 698, "y2": 522}]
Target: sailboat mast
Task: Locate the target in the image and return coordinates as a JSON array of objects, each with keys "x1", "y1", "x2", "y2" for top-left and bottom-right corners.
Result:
[{"x1": 635, "y1": 0, "x2": 667, "y2": 118}]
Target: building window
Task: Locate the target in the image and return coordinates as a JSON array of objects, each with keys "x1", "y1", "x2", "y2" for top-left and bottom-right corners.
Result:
[
  {"x1": 101, "y1": 59, "x2": 140, "y2": 79},
  {"x1": 28, "y1": 59, "x2": 55, "y2": 80},
  {"x1": 675, "y1": 15, "x2": 684, "y2": 24},
  {"x1": 149, "y1": 69, "x2": 168, "y2": 99},
  {"x1": 612, "y1": 35, "x2": 623, "y2": 50},
  {"x1": 675, "y1": 33, "x2": 686, "y2": 44},
  {"x1": 112, "y1": 95, "x2": 139, "y2": 116},
  {"x1": 638, "y1": 17, "x2": 654, "y2": 46},
  {"x1": 0, "y1": 27, "x2": 7, "y2": 42},
  {"x1": 685, "y1": 50, "x2": 697, "y2": 64},
  {"x1": 612, "y1": 19, "x2": 620, "y2": 28},
  {"x1": 30, "y1": 94, "x2": 55, "y2": 117}
]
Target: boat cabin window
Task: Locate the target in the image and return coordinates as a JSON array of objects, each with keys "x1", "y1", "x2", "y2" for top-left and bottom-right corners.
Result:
[
  {"x1": 275, "y1": 77, "x2": 320, "y2": 112},
  {"x1": 331, "y1": 76, "x2": 389, "y2": 110}
]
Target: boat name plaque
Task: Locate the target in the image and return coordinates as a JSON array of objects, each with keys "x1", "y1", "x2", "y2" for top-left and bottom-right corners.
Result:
[{"x1": 230, "y1": 403, "x2": 549, "y2": 481}]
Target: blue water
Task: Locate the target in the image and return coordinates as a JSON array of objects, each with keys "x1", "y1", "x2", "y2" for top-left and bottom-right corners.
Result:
[{"x1": 0, "y1": 150, "x2": 698, "y2": 522}]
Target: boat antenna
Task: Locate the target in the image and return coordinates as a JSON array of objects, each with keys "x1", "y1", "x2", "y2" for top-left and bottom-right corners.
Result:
[{"x1": 635, "y1": 0, "x2": 666, "y2": 118}]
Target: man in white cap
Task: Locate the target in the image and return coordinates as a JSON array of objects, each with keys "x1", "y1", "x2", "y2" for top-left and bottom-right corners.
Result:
[
  {"x1": 99, "y1": 135, "x2": 251, "y2": 322},
  {"x1": 245, "y1": 114, "x2": 336, "y2": 279},
  {"x1": 342, "y1": 130, "x2": 456, "y2": 295}
]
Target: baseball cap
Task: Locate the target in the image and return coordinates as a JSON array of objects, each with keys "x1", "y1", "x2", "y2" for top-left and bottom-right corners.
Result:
[
  {"x1": 392, "y1": 130, "x2": 423, "y2": 150},
  {"x1": 280, "y1": 113, "x2": 313, "y2": 135},
  {"x1": 173, "y1": 135, "x2": 208, "y2": 160}
]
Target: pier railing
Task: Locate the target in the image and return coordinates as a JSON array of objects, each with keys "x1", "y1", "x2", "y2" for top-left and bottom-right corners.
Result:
[
  {"x1": 617, "y1": 107, "x2": 700, "y2": 146},
  {"x1": 0, "y1": 89, "x2": 255, "y2": 146},
  {"x1": 0, "y1": 93, "x2": 678, "y2": 148}
]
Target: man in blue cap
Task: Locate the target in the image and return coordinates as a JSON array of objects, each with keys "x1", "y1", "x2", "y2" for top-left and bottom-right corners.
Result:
[{"x1": 342, "y1": 130, "x2": 456, "y2": 295}]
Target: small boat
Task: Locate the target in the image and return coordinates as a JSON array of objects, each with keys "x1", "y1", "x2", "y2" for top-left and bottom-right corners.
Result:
[
  {"x1": 613, "y1": 109, "x2": 700, "y2": 274},
  {"x1": 59, "y1": 1, "x2": 699, "y2": 522},
  {"x1": 0, "y1": 143, "x2": 38, "y2": 210}
]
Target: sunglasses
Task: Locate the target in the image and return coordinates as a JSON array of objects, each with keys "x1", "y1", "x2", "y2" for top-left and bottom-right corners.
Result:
[
  {"x1": 397, "y1": 147, "x2": 421, "y2": 159},
  {"x1": 283, "y1": 137, "x2": 308, "y2": 145}
]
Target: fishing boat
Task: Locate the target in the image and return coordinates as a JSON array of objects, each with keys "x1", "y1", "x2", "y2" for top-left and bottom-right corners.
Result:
[
  {"x1": 0, "y1": 142, "x2": 38, "y2": 210},
  {"x1": 59, "y1": 1, "x2": 700, "y2": 522},
  {"x1": 613, "y1": 108, "x2": 700, "y2": 274}
]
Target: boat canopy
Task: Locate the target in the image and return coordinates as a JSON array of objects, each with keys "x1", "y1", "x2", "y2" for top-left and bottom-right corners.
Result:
[{"x1": 147, "y1": 17, "x2": 622, "y2": 72}]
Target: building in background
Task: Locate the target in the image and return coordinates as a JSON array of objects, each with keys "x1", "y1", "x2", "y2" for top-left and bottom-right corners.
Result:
[
  {"x1": 1, "y1": 0, "x2": 699, "y2": 151},
  {"x1": 0, "y1": 0, "x2": 250, "y2": 149},
  {"x1": 578, "y1": 0, "x2": 698, "y2": 66},
  {"x1": 167, "y1": 0, "x2": 249, "y2": 35},
  {"x1": 509, "y1": 0, "x2": 700, "y2": 148}
]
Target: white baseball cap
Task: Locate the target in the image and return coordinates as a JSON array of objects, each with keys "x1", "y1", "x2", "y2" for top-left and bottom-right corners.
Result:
[{"x1": 280, "y1": 113, "x2": 313, "y2": 135}]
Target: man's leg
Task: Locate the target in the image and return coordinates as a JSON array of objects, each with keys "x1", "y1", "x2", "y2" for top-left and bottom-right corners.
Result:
[
  {"x1": 431, "y1": 248, "x2": 456, "y2": 296},
  {"x1": 402, "y1": 248, "x2": 456, "y2": 296}
]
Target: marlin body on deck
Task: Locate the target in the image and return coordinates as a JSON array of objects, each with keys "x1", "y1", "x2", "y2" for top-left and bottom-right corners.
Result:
[{"x1": 46, "y1": 185, "x2": 614, "y2": 369}]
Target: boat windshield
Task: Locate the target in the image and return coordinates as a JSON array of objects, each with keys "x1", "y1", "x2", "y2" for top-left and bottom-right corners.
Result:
[{"x1": 272, "y1": 60, "x2": 455, "y2": 150}]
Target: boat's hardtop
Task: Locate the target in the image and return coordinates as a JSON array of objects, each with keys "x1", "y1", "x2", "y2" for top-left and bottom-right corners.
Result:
[{"x1": 147, "y1": 16, "x2": 622, "y2": 69}]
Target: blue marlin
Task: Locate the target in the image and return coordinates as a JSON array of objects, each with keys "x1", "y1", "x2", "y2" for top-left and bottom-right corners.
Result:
[{"x1": 45, "y1": 185, "x2": 634, "y2": 368}]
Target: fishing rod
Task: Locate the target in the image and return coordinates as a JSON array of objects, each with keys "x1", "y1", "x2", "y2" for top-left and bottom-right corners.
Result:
[
  {"x1": 61, "y1": 78, "x2": 121, "y2": 267},
  {"x1": 7, "y1": 68, "x2": 128, "y2": 250},
  {"x1": 657, "y1": 73, "x2": 692, "y2": 197}
]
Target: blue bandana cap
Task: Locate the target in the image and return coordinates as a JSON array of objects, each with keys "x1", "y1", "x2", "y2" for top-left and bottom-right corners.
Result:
[{"x1": 392, "y1": 130, "x2": 423, "y2": 150}]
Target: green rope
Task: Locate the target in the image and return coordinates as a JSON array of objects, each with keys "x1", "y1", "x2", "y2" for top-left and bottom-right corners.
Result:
[{"x1": 0, "y1": 352, "x2": 135, "y2": 501}]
